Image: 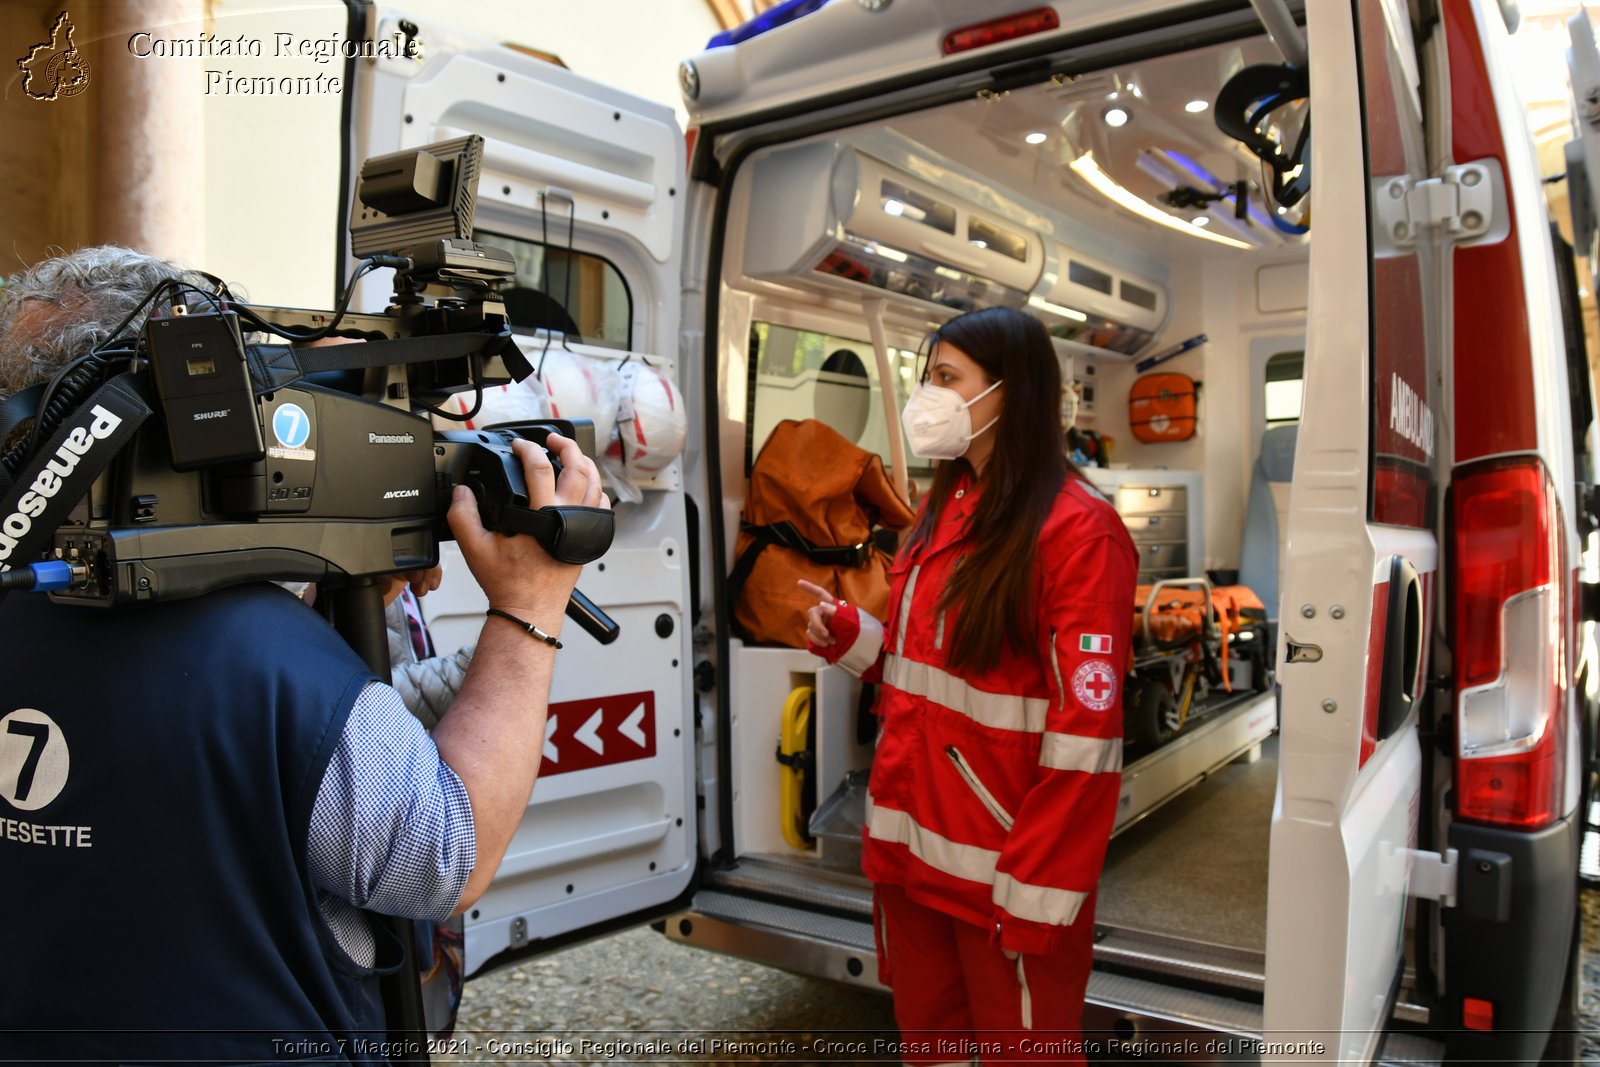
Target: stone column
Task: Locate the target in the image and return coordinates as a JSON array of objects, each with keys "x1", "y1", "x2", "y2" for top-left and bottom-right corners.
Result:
[{"x1": 94, "y1": 0, "x2": 207, "y2": 264}]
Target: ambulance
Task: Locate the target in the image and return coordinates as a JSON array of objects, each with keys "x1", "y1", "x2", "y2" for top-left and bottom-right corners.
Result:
[{"x1": 336, "y1": 0, "x2": 1596, "y2": 1061}]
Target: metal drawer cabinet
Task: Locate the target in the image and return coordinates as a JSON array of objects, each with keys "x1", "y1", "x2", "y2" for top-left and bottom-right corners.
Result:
[{"x1": 1117, "y1": 485, "x2": 1187, "y2": 516}]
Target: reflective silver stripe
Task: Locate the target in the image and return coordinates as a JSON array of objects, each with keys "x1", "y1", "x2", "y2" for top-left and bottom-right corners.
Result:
[
  {"x1": 894, "y1": 564, "x2": 920, "y2": 656},
  {"x1": 1068, "y1": 477, "x2": 1116, "y2": 510},
  {"x1": 883, "y1": 654, "x2": 1051, "y2": 733},
  {"x1": 837, "y1": 611, "x2": 884, "y2": 677},
  {"x1": 867, "y1": 802, "x2": 1000, "y2": 885},
  {"x1": 992, "y1": 871, "x2": 1089, "y2": 927},
  {"x1": 1039, "y1": 732, "x2": 1123, "y2": 774},
  {"x1": 1016, "y1": 953, "x2": 1033, "y2": 1030}
]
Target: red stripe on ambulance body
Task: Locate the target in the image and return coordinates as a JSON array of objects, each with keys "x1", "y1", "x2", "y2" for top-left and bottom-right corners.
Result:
[{"x1": 1445, "y1": 5, "x2": 1537, "y2": 463}]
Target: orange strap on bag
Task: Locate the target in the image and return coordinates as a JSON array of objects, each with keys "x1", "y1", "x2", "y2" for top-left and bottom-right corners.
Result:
[{"x1": 1128, "y1": 372, "x2": 1199, "y2": 443}]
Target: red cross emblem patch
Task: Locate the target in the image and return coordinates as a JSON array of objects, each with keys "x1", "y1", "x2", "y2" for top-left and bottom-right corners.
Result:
[{"x1": 1072, "y1": 659, "x2": 1119, "y2": 712}]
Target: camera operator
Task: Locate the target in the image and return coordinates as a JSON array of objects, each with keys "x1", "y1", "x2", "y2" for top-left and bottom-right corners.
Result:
[{"x1": 0, "y1": 246, "x2": 606, "y2": 1064}]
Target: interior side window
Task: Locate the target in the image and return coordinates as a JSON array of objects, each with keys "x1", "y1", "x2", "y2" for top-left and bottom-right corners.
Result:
[
  {"x1": 750, "y1": 322, "x2": 929, "y2": 471},
  {"x1": 1264, "y1": 350, "x2": 1304, "y2": 427},
  {"x1": 472, "y1": 229, "x2": 633, "y2": 351}
]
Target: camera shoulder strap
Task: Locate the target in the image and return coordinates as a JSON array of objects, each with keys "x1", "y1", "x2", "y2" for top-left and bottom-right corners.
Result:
[{"x1": 0, "y1": 373, "x2": 150, "y2": 576}]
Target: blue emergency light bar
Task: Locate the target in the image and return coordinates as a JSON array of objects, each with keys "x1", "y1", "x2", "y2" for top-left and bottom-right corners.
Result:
[{"x1": 708, "y1": 0, "x2": 831, "y2": 49}]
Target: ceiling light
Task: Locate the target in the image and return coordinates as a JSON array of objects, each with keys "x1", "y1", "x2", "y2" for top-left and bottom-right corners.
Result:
[
  {"x1": 1068, "y1": 151, "x2": 1253, "y2": 250},
  {"x1": 1104, "y1": 107, "x2": 1130, "y2": 128},
  {"x1": 1185, "y1": 99, "x2": 1210, "y2": 113},
  {"x1": 1191, "y1": 216, "x2": 1211, "y2": 227},
  {"x1": 1127, "y1": 83, "x2": 1142, "y2": 98},
  {"x1": 1107, "y1": 91, "x2": 1119, "y2": 100},
  {"x1": 1276, "y1": 206, "x2": 1288, "y2": 215},
  {"x1": 1028, "y1": 294, "x2": 1089, "y2": 322},
  {"x1": 867, "y1": 243, "x2": 909, "y2": 262},
  {"x1": 1025, "y1": 131, "x2": 1048, "y2": 145},
  {"x1": 883, "y1": 198, "x2": 905, "y2": 216}
]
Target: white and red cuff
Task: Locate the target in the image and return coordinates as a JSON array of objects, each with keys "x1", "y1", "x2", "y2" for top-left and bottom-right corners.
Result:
[{"x1": 807, "y1": 603, "x2": 884, "y2": 678}]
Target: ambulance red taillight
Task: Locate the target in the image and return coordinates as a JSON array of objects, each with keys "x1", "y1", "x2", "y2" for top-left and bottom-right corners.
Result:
[
  {"x1": 1450, "y1": 458, "x2": 1567, "y2": 829},
  {"x1": 942, "y1": 8, "x2": 1059, "y2": 56}
]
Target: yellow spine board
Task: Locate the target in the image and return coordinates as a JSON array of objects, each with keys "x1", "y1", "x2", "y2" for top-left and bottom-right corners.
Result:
[{"x1": 778, "y1": 686, "x2": 814, "y2": 850}]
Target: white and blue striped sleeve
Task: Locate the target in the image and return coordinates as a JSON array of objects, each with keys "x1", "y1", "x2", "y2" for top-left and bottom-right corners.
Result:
[{"x1": 307, "y1": 681, "x2": 476, "y2": 924}]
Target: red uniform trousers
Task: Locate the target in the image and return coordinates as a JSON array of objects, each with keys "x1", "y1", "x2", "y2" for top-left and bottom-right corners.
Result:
[{"x1": 876, "y1": 883, "x2": 1096, "y2": 1066}]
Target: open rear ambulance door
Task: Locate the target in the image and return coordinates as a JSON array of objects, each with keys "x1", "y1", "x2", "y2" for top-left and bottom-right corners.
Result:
[
  {"x1": 343, "y1": 5, "x2": 697, "y2": 975},
  {"x1": 1263, "y1": 0, "x2": 1443, "y2": 1061}
]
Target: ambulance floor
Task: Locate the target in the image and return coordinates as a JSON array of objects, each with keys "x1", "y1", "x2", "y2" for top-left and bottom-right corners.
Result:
[{"x1": 1096, "y1": 735, "x2": 1278, "y2": 953}]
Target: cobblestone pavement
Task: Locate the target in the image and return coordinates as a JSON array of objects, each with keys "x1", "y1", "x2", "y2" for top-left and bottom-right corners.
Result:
[
  {"x1": 432, "y1": 924, "x2": 897, "y2": 1066},
  {"x1": 431, "y1": 890, "x2": 1600, "y2": 1066},
  {"x1": 1579, "y1": 886, "x2": 1600, "y2": 1064}
]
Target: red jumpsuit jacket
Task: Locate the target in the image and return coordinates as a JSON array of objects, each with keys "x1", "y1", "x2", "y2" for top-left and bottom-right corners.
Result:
[{"x1": 819, "y1": 473, "x2": 1138, "y2": 956}]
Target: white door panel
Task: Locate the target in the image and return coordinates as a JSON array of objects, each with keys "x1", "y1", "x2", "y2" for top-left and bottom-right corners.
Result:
[
  {"x1": 355, "y1": 11, "x2": 680, "y2": 266},
  {"x1": 348, "y1": 6, "x2": 691, "y2": 973},
  {"x1": 1264, "y1": 1, "x2": 1436, "y2": 1058}
]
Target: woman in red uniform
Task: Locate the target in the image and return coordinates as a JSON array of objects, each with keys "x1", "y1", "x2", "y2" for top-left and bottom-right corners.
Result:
[{"x1": 804, "y1": 306, "x2": 1137, "y2": 1063}]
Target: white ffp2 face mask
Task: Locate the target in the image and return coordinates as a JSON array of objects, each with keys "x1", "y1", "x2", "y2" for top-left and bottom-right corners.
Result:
[{"x1": 901, "y1": 378, "x2": 1003, "y2": 460}]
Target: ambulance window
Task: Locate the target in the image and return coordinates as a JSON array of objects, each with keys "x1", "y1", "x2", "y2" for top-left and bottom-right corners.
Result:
[
  {"x1": 749, "y1": 322, "x2": 930, "y2": 471},
  {"x1": 969, "y1": 218, "x2": 1029, "y2": 262},
  {"x1": 1121, "y1": 280, "x2": 1158, "y2": 311},
  {"x1": 1265, "y1": 351, "x2": 1304, "y2": 426},
  {"x1": 472, "y1": 229, "x2": 632, "y2": 351},
  {"x1": 880, "y1": 181, "x2": 956, "y2": 235},
  {"x1": 1069, "y1": 260, "x2": 1114, "y2": 295}
]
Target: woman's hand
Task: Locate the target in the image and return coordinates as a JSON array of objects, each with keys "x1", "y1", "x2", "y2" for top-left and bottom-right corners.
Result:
[{"x1": 798, "y1": 579, "x2": 842, "y2": 648}]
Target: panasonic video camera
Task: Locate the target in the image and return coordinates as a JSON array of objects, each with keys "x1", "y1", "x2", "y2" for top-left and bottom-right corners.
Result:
[{"x1": 0, "y1": 135, "x2": 614, "y2": 620}]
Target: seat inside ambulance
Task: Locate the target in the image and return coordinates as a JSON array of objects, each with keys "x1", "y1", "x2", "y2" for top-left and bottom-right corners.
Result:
[{"x1": 1238, "y1": 422, "x2": 1298, "y2": 633}]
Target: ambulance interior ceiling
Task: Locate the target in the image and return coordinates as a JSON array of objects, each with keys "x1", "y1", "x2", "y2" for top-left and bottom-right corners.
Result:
[{"x1": 878, "y1": 32, "x2": 1306, "y2": 266}]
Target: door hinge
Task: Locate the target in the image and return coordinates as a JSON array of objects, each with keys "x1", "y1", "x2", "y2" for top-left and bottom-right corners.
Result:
[
  {"x1": 1378, "y1": 162, "x2": 1496, "y2": 246},
  {"x1": 1399, "y1": 846, "x2": 1458, "y2": 907}
]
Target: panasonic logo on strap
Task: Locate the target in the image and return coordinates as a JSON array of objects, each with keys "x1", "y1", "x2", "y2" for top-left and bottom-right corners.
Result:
[
  {"x1": 368, "y1": 432, "x2": 415, "y2": 444},
  {"x1": 0, "y1": 405, "x2": 123, "y2": 571}
]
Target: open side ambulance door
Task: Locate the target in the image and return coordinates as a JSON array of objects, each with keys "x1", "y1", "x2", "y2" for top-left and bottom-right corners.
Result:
[
  {"x1": 343, "y1": 6, "x2": 696, "y2": 976},
  {"x1": 1263, "y1": 1, "x2": 1444, "y2": 1060},
  {"x1": 1567, "y1": 10, "x2": 1600, "y2": 302}
]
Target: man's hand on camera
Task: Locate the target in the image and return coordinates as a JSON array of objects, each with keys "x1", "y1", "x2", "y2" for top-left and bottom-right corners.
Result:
[{"x1": 446, "y1": 433, "x2": 606, "y2": 629}]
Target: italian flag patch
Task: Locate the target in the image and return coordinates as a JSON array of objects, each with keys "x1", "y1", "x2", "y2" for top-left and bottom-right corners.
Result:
[{"x1": 1079, "y1": 633, "x2": 1112, "y2": 654}]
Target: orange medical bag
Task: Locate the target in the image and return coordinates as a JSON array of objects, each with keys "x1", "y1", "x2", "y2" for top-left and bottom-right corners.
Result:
[
  {"x1": 729, "y1": 419, "x2": 915, "y2": 649},
  {"x1": 1128, "y1": 372, "x2": 1199, "y2": 443}
]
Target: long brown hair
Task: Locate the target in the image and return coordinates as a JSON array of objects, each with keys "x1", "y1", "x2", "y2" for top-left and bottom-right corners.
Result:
[{"x1": 903, "y1": 307, "x2": 1086, "y2": 674}]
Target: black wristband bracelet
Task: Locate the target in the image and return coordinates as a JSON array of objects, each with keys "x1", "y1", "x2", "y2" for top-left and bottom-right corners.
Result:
[{"x1": 485, "y1": 607, "x2": 563, "y2": 649}]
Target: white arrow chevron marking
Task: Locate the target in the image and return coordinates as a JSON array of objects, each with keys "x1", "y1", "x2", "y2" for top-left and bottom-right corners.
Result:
[
  {"x1": 543, "y1": 715, "x2": 558, "y2": 764},
  {"x1": 575, "y1": 709, "x2": 605, "y2": 755},
  {"x1": 619, "y1": 703, "x2": 647, "y2": 747}
]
